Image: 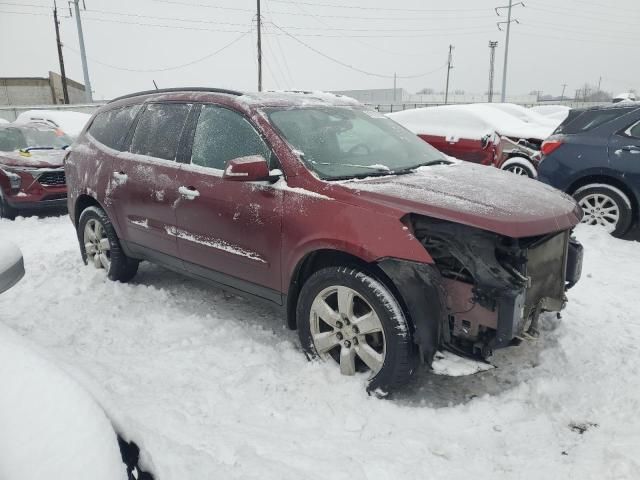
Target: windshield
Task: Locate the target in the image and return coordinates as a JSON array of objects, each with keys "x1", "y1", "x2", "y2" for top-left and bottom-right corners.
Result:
[
  {"x1": 0, "y1": 126, "x2": 72, "y2": 152},
  {"x1": 266, "y1": 106, "x2": 446, "y2": 179}
]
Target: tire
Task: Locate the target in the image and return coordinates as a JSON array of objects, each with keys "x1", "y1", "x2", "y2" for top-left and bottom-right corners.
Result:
[
  {"x1": 78, "y1": 206, "x2": 139, "y2": 282},
  {"x1": 0, "y1": 192, "x2": 16, "y2": 220},
  {"x1": 297, "y1": 266, "x2": 415, "y2": 394},
  {"x1": 501, "y1": 157, "x2": 536, "y2": 178},
  {"x1": 573, "y1": 184, "x2": 633, "y2": 237}
]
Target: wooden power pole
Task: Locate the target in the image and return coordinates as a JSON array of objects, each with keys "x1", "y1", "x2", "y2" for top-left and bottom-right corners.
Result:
[{"x1": 53, "y1": 1, "x2": 70, "y2": 104}]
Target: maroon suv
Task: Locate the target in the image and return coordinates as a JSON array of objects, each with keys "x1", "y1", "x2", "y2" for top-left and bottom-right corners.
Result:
[
  {"x1": 66, "y1": 88, "x2": 583, "y2": 392},
  {"x1": 0, "y1": 124, "x2": 71, "y2": 219}
]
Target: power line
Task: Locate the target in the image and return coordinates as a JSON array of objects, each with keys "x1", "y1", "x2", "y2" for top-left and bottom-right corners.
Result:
[
  {"x1": 63, "y1": 30, "x2": 251, "y2": 73},
  {"x1": 268, "y1": 22, "x2": 447, "y2": 80},
  {"x1": 267, "y1": 0, "x2": 489, "y2": 13}
]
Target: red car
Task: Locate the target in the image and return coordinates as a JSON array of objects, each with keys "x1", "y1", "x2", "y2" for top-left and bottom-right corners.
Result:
[
  {"x1": 66, "y1": 88, "x2": 583, "y2": 392},
  {"x1": 388, "y1": 104, "x2": 555, "y2": 178},
  {"x1": 0, "y1": 124, "x2": 71, "y2": 219}
]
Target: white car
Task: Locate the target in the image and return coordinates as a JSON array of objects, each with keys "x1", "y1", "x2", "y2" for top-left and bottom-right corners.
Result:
[
  {"x1": 0, "y1": 240, "x2": 152, "y2": 480},
  {"x1": 14, "y1": 110, "x2": 92, "y2": 139}
]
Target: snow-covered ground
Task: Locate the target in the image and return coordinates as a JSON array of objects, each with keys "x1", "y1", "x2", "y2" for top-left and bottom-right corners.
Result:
[{"x1": 1, "y1": 215, "x2": 639, "y2": 480}]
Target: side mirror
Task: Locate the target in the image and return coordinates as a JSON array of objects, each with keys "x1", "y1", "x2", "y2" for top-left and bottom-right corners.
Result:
[
  {"x1": 223, "y1": 155, "x2": 270, "y2": 182},
  {"x1": 0, "y1": 241, "x2": 25, "y2": 294}
]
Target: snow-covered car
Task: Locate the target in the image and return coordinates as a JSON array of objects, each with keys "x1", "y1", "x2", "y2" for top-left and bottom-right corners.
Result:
[
  {"x1": 0, "y1": 118, "x2": 9, "y2": 124},
  {"x1": 613, "y1": 92, "x2": 636, "y2": 104},
  {"x1": 0, "y1": 240, "x2": 153, "y2": 480},
  {"x1": 0, "y1": 123, "x2": 70, "y2": 219},
  {"x1": 481, "y1": 103, "x2": 562, "y2": 129},
  {"x1": 14, "y1": 109, "x2": 92, "y2": 139},
  {"x1": 0, "y1": 241, "x2": 24, "y2": 294},
  {"x1": 387, "y1": 104, "x2": 555, "y2": 178}
]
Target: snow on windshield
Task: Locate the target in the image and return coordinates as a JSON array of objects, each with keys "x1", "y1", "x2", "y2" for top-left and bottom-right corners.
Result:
[{"x1": 14, "y1": 110, "x2": 91, "y2": 138}]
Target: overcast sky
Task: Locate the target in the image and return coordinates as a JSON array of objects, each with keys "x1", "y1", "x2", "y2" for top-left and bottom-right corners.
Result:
[{"x1": 0, "y1": 0, "x2": 638, "y2": 100}]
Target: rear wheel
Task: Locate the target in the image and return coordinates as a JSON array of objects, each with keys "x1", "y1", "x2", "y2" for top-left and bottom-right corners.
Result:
[
  {"x1": 501, "y1": 157, "x2": 536, "y2": 178},
  {"x1": 297, "y1": 266, "x2": 415, "y2": 393},
  {"x1": 574, "y1": 184, "x2": 633, "y2": 237},
  {"x1": 78, "y1": 206, "x2": 139, "y2": 282}
]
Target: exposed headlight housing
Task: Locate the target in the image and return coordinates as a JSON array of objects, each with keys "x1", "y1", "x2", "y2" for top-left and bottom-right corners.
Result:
[{"x1": 1, "y1": 168, "x2": 22, "y2": 192}]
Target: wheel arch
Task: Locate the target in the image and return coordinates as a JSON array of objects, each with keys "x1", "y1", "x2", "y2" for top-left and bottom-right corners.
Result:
[{"x1": 285, "y1": 249, "x2": 409, "y2": 332}]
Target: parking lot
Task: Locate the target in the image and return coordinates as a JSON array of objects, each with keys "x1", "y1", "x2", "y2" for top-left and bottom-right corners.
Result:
[{"x1": 1, "y1": 214, "x2": 638, "y2": 479}]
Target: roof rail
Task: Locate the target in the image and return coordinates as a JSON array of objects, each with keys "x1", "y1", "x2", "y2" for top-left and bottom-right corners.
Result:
[{"x1": 109, "y1": 87, "x2": 243, "y2": 103}]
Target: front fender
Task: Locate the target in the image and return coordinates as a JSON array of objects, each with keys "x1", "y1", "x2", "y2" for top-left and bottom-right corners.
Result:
[{"x1": 377, "y1": 258, "x2": 445, "y2": 365}]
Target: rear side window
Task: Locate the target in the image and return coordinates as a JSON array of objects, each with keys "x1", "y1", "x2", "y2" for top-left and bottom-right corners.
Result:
[
  {"x1": 626, "y1": 121, "x2": 640, "y2": 139},
  {"x1": 88, "y1": 105, "x2": 141, "y2": 150},
  {"x1": 190, "y1": 105, "x2": 270, "y2": 170},
  {"x1": 130, "y1": 103, "x2": 192, "y2": 161},
  {"x1": 556, "y1": 107, "x2": 635, "y2": 134}
]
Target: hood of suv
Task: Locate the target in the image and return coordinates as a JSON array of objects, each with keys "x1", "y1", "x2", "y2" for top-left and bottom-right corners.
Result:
[
  {"x1": 340, "y1": 162, "x2": 581, "y2": 238},
  {"x1": 0, "y1": 150, "x2": 66, "y2": 169}
]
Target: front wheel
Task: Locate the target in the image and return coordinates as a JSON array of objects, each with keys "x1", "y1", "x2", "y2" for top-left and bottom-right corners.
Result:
[
  {"x1": 78, "y1": 206, "x2": 139, "y2": 282},
  {"x1": 0, "y1": 192, "x2": 16, "y2": 220},
  {"x1": 297, "y1": 266, "x2": 415, "y2": 393},
  {"x1": 574, "y1": 184, "x2": 633, "y2": 237}
]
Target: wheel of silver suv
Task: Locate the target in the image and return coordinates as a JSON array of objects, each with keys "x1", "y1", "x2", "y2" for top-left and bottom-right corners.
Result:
[
  {"x1": 297, "y1": 266, "x2": 415, "y2": 393},
  {"x1": 573, "y1": 184, "x2": 633, "y2": 237}
]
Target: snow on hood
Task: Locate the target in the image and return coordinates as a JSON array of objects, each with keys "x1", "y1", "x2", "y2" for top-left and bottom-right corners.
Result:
[
  {"x1": 0, "y1": 323, "x2": 127, "y2": 480},
  {"x1": 340, "y1": 162, "x2": 581, "y2": 237},
  {"x1": 388, "y1": 104, "x2": 555, "y2": 141},
  {"x1": 0, "y1": 149, "x2": 66, "y2": 168},
  {"x1": 14, "y1": 110, "x2": 91, "y2": 138}
]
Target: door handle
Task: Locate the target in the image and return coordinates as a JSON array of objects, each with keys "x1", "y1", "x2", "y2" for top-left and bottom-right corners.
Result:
[
  {"x1": 178, "y1": 185, "x2": 200, "y2": 199},
  {"x1": 620, "y1": 146, "x2": 640, "y2": 153}
]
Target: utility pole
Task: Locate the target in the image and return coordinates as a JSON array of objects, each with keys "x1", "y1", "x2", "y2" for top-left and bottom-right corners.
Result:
[
  {"x1": 393, "y1": 72, "x2": 397, "y2": 103},
  {"x1": 488, "y1": 41, "x2": 498, "y2": 102},
  {"x1": 496, "y1": 1, "x2": 523, "y2": 103},
  {"x1": 256, "y1": 0, "x2": 262, "y2": 91},
  {"x1": 597, "y1": 76, "x2": 602, "y2": 93},
  {"x1": 53, "y1": 1, "x2": 69, "y2": 104},
  {"x1": 72, "y1": 0, "x2": 93, "y2": 102},
  {"x1": 444, "y1": 44, "x2": 454, "y2": 104},
  {"x1": 560, "y1": 83, "x2": 567, "y2": 102}
]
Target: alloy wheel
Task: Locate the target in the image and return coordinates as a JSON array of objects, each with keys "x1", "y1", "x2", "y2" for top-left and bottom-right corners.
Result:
[
  {"x1": 578, "y1": 193, "x2": 620, "y2": 233},
  {"x1": 84, "y1": 218, "x2": 111, "y2": 270},
  {"x1": 505, "y1": 164, "x2": 529, "y2": 176},
  {"x1": 309, "y1": 285, "x2": 386, "y2": 377}
]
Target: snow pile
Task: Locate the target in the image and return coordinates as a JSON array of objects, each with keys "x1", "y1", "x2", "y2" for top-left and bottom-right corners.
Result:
[
  {"x1": 1, "y1": 216, "x2": 640, "y2": 479},
  {"x1": 0, "y1": 322, "x2": 126, "y2": 480},
  {"x1": 14, "y1": 110, "x2": 91, "y2": 138},
  {"x1": 388, "y1": 104, "x2": 554, "y2": 141},
  {"x1": 431, "y1": 351, "x2": 494, "y2": 376}
]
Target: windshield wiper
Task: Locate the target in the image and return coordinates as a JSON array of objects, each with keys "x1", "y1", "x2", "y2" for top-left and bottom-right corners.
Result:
[{"x1": 313, "y1": 162, "x2": 391, "y2": 172}]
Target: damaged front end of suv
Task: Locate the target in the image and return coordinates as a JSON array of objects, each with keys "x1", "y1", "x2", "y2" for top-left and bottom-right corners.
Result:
[{"x1": 381, "y1": 215, "x2": 583, "y2": 363}]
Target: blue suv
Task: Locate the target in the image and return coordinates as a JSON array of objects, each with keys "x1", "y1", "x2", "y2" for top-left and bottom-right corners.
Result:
[{"x1": 538, "y1": 104, "x2": 640, "y2": 237}]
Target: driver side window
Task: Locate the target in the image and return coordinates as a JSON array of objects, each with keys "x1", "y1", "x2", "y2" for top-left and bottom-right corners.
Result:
[
  {"x1": 627, "y1": 121, "x2": 640, "y2": 139},
  {"x1": 191, "y1": 105, "x2": 271, "y2": 170}
]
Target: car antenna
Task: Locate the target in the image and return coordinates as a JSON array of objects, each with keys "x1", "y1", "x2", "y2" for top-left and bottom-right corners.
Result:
[{"x1": 152, "y1": 80, "x2": 159, "y2": 91}]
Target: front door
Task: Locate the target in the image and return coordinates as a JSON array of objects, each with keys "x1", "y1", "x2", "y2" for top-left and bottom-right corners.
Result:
[
  {"x1": 173, "y1": 104, "x2": 283, "y2": 301},
  {"x1": 109, "y1": 102, "x2": 193, "y2": 259},
  {"x1": 609, "y1": 119, "x2": 640, "y2": 186}
]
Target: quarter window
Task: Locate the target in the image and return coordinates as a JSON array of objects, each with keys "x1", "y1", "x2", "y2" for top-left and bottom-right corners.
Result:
[
  {"x1": 130, "y1": 103, "x2": 192, "y2": 161},
  {"x1": 627, "y1": 121, "x2": 640, "y2": 139},
  {"x1": 190, "y1": 105, "x2": 270, "y2": 170},
  {"x1": 88, "y1": 105, "x2": 141, "y2": 150}
]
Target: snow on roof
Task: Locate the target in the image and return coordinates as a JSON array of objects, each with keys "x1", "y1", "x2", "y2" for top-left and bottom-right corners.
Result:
[
  {"x1": 0, "y1": 118, "x2": 9, "y2": 124},
  {"x1": 614, "y1": 92, "x2": 636, "y2": 101},
  {"x1": 237, "y1": 90, "x2": 360, "y2": 108},
  {"x1": 387, "y1": 104, "x2": 554, "y2": 141},
  {"x1": 479, "y1": 103, "x2": 561, "y2": 128},
  {"x1": 529, "y1": 104, "x2": 571, "y2": 116},
  {"x1": 14, "y1": 110, "x2": 91, "y2": 137}
]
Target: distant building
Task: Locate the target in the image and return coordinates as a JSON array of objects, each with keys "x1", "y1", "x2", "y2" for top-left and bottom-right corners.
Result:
[{"x1": 0, "y1": 72, "x2": 86, "y2": 106}]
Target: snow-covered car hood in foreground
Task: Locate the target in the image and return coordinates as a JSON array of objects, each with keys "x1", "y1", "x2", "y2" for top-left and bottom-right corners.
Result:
[
  {"x1": 0, "y1": 322, "x2": 127, "y2": 480},
  {"x1": 340, "y1": 162, "x2": 581, "y2": 238},
  {"x1": 0, "y1": 149, "x2": 66, "y2": 168}
]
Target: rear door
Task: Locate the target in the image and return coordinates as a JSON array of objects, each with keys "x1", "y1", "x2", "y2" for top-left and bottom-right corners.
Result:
[
  {"x1": 108, "y1": 102, "x2": 193, "y2": 260},
  {"x1": 609, "y1": 114, "x2": 640, "y2": 190},
  {"x1": 173, "y1": 104, "x2": 283, "y2": 300}
]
